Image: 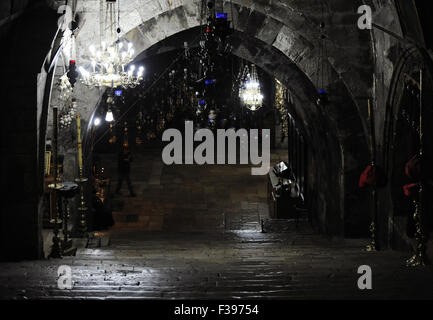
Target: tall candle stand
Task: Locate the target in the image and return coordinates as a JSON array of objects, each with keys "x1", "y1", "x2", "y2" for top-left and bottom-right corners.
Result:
[
  {"x1": 366, "y1": 99, "x2": 378, "y2": 251},
  {"x1": 62, "y1": 197, "x2": 72, "y2": 250},
  {"x1": 75, "y1": 113, "x2": 89, "y2": 238},
  {"x1": 60, "y1": 182, "x2": 79, "y2": 256},
  {"x1": 48, "y1": 107, "x2": 64, "y2": 258},
  {"x1": 406, "y1": 69, "x2": 428, "y2": 267}
]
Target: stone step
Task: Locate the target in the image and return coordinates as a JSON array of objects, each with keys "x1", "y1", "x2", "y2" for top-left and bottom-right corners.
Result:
[{"x1": 261, "y1": 218, "x2": 311, "y2": 233}]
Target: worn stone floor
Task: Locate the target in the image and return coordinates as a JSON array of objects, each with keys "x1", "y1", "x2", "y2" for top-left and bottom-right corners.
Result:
[
  {"x1": 1, "y1": 230, "x2": 433, "y2": 299},
  {"x1": 1, "y1": 149, "x2": 432, "y2": 300}
]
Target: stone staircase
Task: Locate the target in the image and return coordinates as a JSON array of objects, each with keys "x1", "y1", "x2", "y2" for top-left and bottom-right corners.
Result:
[
  {"x1": 95, "y1": 149, "x2": 289, "y2": 233},
  {"x1": 110, "y1": 187, "x2": 269, "y2": 232}
]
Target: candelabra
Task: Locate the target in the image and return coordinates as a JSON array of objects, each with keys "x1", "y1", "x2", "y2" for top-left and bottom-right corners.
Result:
[
  {"x1": 366, "y1": 99, "x2": 378, "y2": 252},
  {"x1": 62, "y1": 197, "x2": 72, "y2": 250},
  {"x1": 75, "y1": 172, "x2": 88, "y2": 238},
  {"x1": 75, "y1": 113, "x2": 88, "y2": 238},
  {"x1": 78, "y1": 0, "x2": 144, "y2": 89},
  {"x1": 59, "y1": 182, "x2": 79, "y2": 256},
  {"x1": 239, "y1": 64, "x2": 263, "y2": 111},
  {"x1": 48, "y1": 107, "x2": 64, "y2": 258},
  {"x1": 406, "y1": 69, "x2": 428, "y2": 266},
  {"x1": 406, "y1": 198, "x2": 427, "y2": 266}
]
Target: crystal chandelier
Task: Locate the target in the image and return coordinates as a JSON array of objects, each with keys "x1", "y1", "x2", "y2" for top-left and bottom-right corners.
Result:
[
  {"x1": 58, "y1": 74, "x2": 73, "y2": 100},
  {"x1": 239, "y1": 64, "x2": 263, "y2": 111},
  {"x1": 57, "y1": 74, "x2": 76, "y2": 129},
  {"x1": 79, "y1": 0, "x2": 144, "y2": 89},
  {"x1": 59, "y1": 98, "x2": 77, "y2": 129}
]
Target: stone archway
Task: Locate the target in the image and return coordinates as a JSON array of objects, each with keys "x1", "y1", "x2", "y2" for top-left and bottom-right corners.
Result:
[
  {"x1": 45, "y1": 0, "x2": 374, "y2": 237},
  {"x1": 382, "y1": 46, "x2": 433, "y2": 250},
  {"x1": 4, "y1": 0, "x2": 429, "y2": 260},
  {"x1": 79, "y1": 31, "x2": 368, "y2": 237}
]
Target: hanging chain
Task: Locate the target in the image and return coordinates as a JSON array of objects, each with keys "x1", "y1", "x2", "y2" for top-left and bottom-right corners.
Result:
[
  {"x1": 117, "y1": 0, "x2": 121, "y2": 40},
  {"x1": 109, "y1": 2, "x2": 113, "y2": 40}
]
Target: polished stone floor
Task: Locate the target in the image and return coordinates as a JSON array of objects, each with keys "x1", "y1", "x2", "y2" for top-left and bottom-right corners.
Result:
[{"x1": 1, "y1": 150, "x2": 432, "y2": 300}]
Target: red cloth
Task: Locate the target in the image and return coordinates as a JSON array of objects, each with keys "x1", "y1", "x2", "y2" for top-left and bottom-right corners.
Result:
[
  {"x1": 403, "y1": 183, "x2": 420, "y2": 199},
  {"x1": 405, "y1": 154, "x2": 421, "y2": 180},
  {"x1": 359, "y1": 165, "x2": 375, "y2": 188},
  {"x1": 359, "y1": 165, "x2": 387, "y2": 188}
]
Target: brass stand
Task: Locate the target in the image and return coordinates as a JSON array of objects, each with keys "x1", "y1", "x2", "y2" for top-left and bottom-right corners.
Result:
[
  {"x1": 48, "y1": 184, "x2": 63, "y2": 258},
  {"x1": 406, "y1": 198, "x2": 427, "y2": 266},
  {"x1": 48, "y1": 107, "x2": 64, "y2": 259},
  {"x1": 75, "y1": 113, "x2": 88, "y2": 238},
  {"x1": 62, "y1": 198, "x2": 72, "y2": 250},
  {"x1": 60, "y1": 186, "x2": 78, "y2": 256},
  {"x1": 406, "y1": 69, "x2": 428, "y2": 267},
  {"x1": 366, "y1": 99, "x2": 378, "y2": 251},
  {"x1": 366, "y1": 188, "x2": 377, "y2": 252},
  {"x1": 75, "y1": 174, "x2": 89, "y2": 238}
]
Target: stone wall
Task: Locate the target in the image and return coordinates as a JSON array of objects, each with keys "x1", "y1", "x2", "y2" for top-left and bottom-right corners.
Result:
[
  {"x1": 0, "y1": 2, "x2": 58, "y2": 260},
  {"x1": 368, "y1": 0, "x2": 429, "y2": 250}
]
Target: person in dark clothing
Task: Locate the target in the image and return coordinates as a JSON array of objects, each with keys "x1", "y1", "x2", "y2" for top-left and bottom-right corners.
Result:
[
  {"x1": 92, "y1": 191, "x2": 115, "y2": 230},
  {"x1": 115, "y1": 148, "x2": 136, "y2": 197}
]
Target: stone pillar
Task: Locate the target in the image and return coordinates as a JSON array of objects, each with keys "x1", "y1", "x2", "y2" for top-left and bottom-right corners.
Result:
[{"x1": 0, "y1": 2, "x2": 57, "y2": 260}]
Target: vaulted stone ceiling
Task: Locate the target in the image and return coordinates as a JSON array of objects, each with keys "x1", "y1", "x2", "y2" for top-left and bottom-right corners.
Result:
[
  {"x1": 51, "y1": 0, "x2": 375, "y2": 122},
  {"x1": 51, "y1": 0, "x2": 377, "y2": 155},
  {"x1": 46, "y1": 0, "x2": 405, "y2": 236}
]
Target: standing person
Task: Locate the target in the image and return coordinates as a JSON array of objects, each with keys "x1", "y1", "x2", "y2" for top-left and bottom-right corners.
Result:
[{"x1": 115, "y1": 147, "x2": 136, "y2": 197}]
